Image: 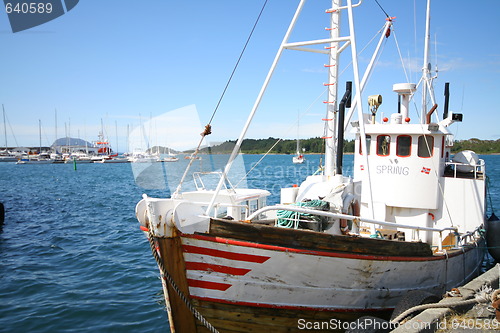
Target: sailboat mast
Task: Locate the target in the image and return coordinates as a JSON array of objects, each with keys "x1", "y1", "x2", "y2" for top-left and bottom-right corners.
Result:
[
  {"x1": 55, "y1": 109, "x2": 58, "y2": 145},
  {"x1": 39, "y1": 119, "x2": 42, "y2": 154},
  {"x1": 324, "y1": 0, "x2": 341, "y2": 176},
  {"x1": 296, "y1": 111, "x2": 300, "y2": 153},
  {"x1": 421, "y1": 0, "x2": 432, "y2": 123},
  {"x1": 2, "y1": 104, "x2": 7, "y2": 150},
  {"x1": 115, "y1": 121, "x2": 119, "y2": 154}
]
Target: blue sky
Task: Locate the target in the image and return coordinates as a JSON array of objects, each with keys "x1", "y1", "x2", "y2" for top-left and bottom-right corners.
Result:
[{"x1": 1, "y1": 0, "x2": 499, "y2": 150}]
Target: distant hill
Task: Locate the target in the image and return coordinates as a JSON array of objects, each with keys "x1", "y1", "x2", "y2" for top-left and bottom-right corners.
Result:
[{"x1": 51, "y1": 137, "x2": 93, "y2": 147}]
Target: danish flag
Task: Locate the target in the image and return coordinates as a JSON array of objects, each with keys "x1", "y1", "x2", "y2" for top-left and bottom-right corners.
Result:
[{"x1": 421, "y1": 167, "x2": 431, "y2": 174}]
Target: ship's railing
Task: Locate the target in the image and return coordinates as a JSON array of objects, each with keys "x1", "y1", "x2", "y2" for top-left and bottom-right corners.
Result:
[
  {"x1": 182, "y1": 199, "x2": 248, "y2": 219},
  {"x1": 445, "y1": 159, "x2": 485, "y2": 179},
  {"x1": 459, "y1": 228, "x2": 484, "y2": 246},
  {"x1": 193, "y1": 172, "x2": 235, "y2": 191},
  {"x1": 247, "y1": 205, "x2": 460, "y2": 251}
]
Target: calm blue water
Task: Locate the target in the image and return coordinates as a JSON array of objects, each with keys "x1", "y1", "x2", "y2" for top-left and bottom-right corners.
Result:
[{"x1": 0, "y1": 154, "x2": 498, "y2": 332}]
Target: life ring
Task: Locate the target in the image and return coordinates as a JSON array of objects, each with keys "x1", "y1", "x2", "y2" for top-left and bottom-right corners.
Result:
[{"x1": 340, "y1": 198, "x2": 360, "y2": 235}]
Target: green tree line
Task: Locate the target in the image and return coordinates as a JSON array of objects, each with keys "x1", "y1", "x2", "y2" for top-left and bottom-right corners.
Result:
[
  {"x1": 201, "y1": 137, "x2": 355, "y2": 154},
  {"x1": 199, "y1": 137, "x2": 500, "y2": 155},
  {"x1": 451, "y1": 138, "x2": 500, "y2": 154}
]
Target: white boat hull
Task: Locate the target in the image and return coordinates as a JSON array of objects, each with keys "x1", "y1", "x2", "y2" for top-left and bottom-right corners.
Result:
[
  {"x1": 182, "y1": 233, "x2": 482, "y2": 311},
  {"x1": 146, "y1": 220, "x2": 484, "y2": 332},
  {"x1": 292, "y1": 156, "x2": 305, "y2": 164}
]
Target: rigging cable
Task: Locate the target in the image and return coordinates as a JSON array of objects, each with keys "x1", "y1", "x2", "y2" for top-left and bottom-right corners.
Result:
[
  {"x1": 234, "y1": 88, "x2": 326, "y2": 188},
  {"x1": 374, "y1": 0, "x2": 390, "y2": 18},
  {"x1": 207, "y1": 0, "x2": 269, "y2": 126},
  {"x1": 173, "y1": 0, "x2": 269, "y2": 196}
]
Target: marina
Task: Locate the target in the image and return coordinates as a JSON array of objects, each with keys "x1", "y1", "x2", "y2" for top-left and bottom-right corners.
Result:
[{"x1": 1, "y1": 0, "x2": 500, "y2": 332}]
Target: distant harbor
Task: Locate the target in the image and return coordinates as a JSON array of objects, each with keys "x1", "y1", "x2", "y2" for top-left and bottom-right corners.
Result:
[{"x1": 1, "y1": 134, "x2": 181, "y2": 164}]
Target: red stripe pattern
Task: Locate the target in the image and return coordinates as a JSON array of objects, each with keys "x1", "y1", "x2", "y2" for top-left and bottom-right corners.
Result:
[
  {"x1": 185, "y1": 262, "x2": 251, "y2": 276},
  {"x1": 183, "y1": 244, "x2": 270, "y2": 263},
  {"x1": 187, "y1": 279, "x2": 232, "y2": 291},
  {"x1": 183, "y1": 244, "x2": 270, "y2": 292}
]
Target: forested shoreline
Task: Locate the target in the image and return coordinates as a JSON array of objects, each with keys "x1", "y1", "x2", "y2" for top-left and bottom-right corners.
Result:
[{"x1": 196, "y1": 137, "x2": 500, "y2": 155}]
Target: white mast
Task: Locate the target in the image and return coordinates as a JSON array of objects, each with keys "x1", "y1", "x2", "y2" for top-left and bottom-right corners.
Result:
[
  {"x1": 2, "y1": 104, "x2": 7, "y2": 150},
  {"x1": 55, "y1": 109, "x2": 57, "y2": 145},
  {"x1": 115, "y1": 120, "x2": 119, "y2": 155},
  {"x1": 204, "y1": 0, "x2": 308, "y2": 210},
  {"x1": 39, "y1": 119, "x2": 42, "y2": 154},
  {"x1": 206, "y1": 0, "x2": 362, "y2": 213},
  {"x1": 296, "y1": 111, "x2": 300, "y2": 154},
  {"x1": 324, "y1": 0, "x2": 341, "y2": 176},
  {"x1": 421, "y1": 0, "x2": 432, "y2": 123}
]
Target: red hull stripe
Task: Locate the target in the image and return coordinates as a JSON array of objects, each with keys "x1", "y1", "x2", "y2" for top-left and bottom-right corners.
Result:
[
  {"x1": 185, "y1": 261, "x2": 251, "y2": 276},
  {"x1": 184, "y1": 233, "x2": 473, "y2": 262},
  {"x1": 183, "y1": 244, "x2": 270, "y2": 263},
  {"x1": 191, "y1": 295, "x2": 392, "y2": 313},
  {"x1": 187, "y1": 278, "x2": 231, "y2": 291}
]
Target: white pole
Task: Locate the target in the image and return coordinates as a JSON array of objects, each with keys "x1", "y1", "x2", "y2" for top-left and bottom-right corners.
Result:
[
  {"x1": 343, "y1": 20, "x2": 392, "y2": 129},
  {"x1": 421, "y1": 0, "x2": 432, "y2": 123},
  {"x1": 347, "y1": 0, "x2": 375, "y2": 222},
  {"x1": 2, "y1": 104, "x2": 7, "y2": 149},
  {"x1": 324, "y1": 0, "x2": 341, "y2": 176},
  {"x1": 206, "y1": 0, "x2": 309, "y2": 215}
]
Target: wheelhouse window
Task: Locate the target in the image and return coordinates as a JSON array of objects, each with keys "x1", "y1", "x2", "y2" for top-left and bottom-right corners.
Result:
[
  {"x1": 418, "y1": 135, "x2": 434, "y2": 158},
  {"x1": 359, "y1": 135, "x2": 371, "y2": 155},
  {"x1": 249, "y1": 200, "x2": 258, "y2": 215},
  {"x1": 396, "y1": 135, "x2": 411, "y2": 157},
  {"x1": 377, "y1": 135, "x2": 391, "y2": 156}
]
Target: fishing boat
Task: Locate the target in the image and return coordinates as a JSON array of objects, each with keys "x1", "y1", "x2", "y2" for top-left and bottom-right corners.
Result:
[{"x1": 135, "y1": 1, "x2": 487, "y2": 331}]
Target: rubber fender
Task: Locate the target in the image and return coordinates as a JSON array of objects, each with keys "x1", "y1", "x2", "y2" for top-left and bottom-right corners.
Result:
[
  {"x1": 0, "y1": 202, "x2": 4, "y2": 225},
  {"x1": 487, "y1": 213, "x2": 500, "y2": 262},
  {"x1": 390, "y1": 290, "x2": 440, "y2": 321}
]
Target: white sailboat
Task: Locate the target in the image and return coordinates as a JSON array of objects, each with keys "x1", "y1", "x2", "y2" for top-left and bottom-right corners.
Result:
[
  {"x1": 292, "y1": 147, "x2": 305, "y2": 164},
  {"x1": 135, "y1": 1, "x2": 488, "y2": 331},
  {"x1": 17, "y1": 120, "x2": 56, "y2": 164},
  {"x1": 162, "y1": 148, "x2": 179, "y2": 162},
  {"x1": 292, "y1": 112, "x2": 305, "y2": 164},
  {"x1": 0, "y1": 105, "x2": 17, "y2": 162}
]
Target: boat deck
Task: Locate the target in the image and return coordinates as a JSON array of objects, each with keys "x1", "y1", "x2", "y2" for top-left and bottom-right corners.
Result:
[{"x1": 207, "y1": 218, "x2": 434, "y2": 257}]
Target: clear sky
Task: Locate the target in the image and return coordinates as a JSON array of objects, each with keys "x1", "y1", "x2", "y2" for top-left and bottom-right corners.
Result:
[{"x1": 1, "y1": 0, "x2": 499, "y2": 151}]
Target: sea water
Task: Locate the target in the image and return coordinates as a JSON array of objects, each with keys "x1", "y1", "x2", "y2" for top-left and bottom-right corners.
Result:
[{"x1": 0, "y1": 154, "x2": 498, "y2": 332}]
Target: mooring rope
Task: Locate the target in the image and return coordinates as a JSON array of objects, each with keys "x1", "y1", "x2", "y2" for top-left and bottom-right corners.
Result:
[
  {"x1": 146, "y1": 229, "x2": 220, "y2": 333},
  {"x1": 390, "y1": 287, "x2": 495, "y2": 324}
]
